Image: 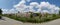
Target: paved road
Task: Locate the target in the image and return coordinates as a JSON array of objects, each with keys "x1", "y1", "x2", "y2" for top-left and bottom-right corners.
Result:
[{"x1": 0, "y1": 17, "x2": 60, "y2": 25}]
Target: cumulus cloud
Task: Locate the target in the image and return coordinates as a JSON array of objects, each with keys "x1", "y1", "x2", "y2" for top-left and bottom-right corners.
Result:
[
  {"x1": 14, "y1": 0, "x2": 27, "y2": 12},
  {"x1": 38, "y1": 2, "x2": 60, "y2": 14},
  {"x1": 14, "y1": 0, "x2": 60, "y2": 14},
  {"x1": 2, "y1": 8, "x2": 17, "y2": 14}
]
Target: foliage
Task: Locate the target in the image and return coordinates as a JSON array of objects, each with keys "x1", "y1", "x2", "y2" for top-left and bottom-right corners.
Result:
[
  {"x1": 0, "y1": 9, "x2": 2, "y2": 15},
  {"x1": 2, "y1": 13, "x2": 60, "y2": 23}
]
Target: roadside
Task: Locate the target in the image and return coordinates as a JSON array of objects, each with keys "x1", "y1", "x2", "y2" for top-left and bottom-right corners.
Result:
[{"x1": 0, "y1": 17, "x2": 60, "y2": 25}]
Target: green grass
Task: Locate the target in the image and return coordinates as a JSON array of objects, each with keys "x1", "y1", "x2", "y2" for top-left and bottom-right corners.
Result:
[{"x1": 2, "y1": 14, "x2": 60, "y2": 23}]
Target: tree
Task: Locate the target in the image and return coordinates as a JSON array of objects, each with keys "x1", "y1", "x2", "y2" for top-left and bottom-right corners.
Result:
[
  {"x1": 0, "y1": 9, "x2": 2, "y2": 19},
  {"x1": 59, "y1": 10, "x2": 60, "y2": 15},
  {"x1": 29, "y1": 11, "x2": 33, "y2": 18},
  {"x1": 0, "y1": 9, "x2": 2, "y2": 15}
]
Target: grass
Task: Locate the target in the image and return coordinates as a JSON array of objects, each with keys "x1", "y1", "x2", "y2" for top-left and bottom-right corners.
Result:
[{"x1": 2, "y1": 14, "x2": 60, "y2": 23}]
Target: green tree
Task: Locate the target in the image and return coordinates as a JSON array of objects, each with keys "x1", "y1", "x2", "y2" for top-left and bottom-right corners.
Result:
[
  {"x1": 0, "y1": 9, "x2": 2, "y2": 19},
  {"x1": 59, "y1": 10, "x2": 60, "y2": 15},
  {"x1": 0, "y1": 9, "x2": 2, "y2": 15}
]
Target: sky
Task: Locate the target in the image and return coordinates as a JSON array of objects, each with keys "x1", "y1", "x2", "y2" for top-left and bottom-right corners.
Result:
[{"x1": 0, "y1": 0, "x2": 60, "y2": 14}]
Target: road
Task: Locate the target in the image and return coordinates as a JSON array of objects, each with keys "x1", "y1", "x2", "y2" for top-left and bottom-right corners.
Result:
[{"x1": 0, "y1": 17, "x2": 60, "y2": 25}]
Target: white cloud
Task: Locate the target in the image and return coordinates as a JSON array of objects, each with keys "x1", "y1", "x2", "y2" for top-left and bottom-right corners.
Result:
[
  {"x1": 2, "y1": 8, "x2": 17, "y2": 14},
  {"x1": 40, "y1": 2, "x2": 50, "y2": 7},
  {"x1": 30, "y1": 2, "x2": 39, "y2": 6},
  {"x1": 21, "y1": 0, "x2": 31, "y2": 2},
  {"x1": 29, "y1": 2, "x2": 39, "y2": 12},
  {"x1": 14, "y1": 0, "x2": 60, "y2": 14},
  {"x1": 38, "y1": 2, "x2": 60, "y2": 14},
  {"x1": 14, "y1": 0, "x2": 27, "y2": 13},
  {"x1": 42, "y1": 10, "x2": 50, "y2": 13}
]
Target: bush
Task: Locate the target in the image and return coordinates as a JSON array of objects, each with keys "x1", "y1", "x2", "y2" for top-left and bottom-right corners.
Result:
[{"x1": 3, "y1": 13, "x2": 60, "y2": 23}]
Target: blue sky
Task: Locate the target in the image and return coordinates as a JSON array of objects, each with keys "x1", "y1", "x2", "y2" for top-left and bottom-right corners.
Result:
[
  {"x1": 0, "y1": 0, "x2": 60, "y2": 9},
  {"x1": 0, "y1": 0, "x2": 60, "y2": 14}
]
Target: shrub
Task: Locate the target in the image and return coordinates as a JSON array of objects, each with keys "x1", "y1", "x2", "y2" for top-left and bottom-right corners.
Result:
[{"x1": 3, "y1": 13, "x2": 60, "y2": 23}]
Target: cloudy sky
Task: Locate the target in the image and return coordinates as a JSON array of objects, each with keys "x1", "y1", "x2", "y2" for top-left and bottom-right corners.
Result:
[{"x1": 0, "y1": 0, "x2": 60, "y2": 14}]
